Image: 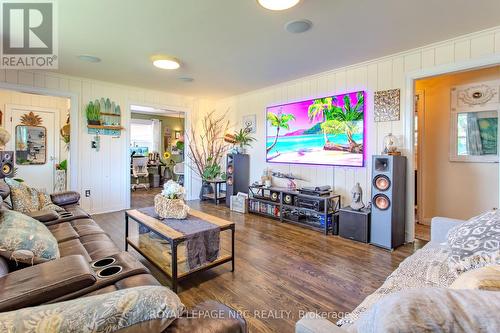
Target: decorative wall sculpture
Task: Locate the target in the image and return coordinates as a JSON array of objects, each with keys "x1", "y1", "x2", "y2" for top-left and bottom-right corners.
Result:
[{"x1": 374, "y1": 89, "x2": 401, "y2": 122}]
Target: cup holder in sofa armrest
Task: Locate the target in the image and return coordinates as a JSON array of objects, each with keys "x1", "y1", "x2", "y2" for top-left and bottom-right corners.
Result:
[
  {"x1": 91, "y1": 257, "x2": 116, "y2": 268},
  {"x1": 97, "y1": 265, "x2": 123, "y2": 278}
]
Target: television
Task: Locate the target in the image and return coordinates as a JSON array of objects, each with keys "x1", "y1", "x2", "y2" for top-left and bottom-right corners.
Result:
[{"x1": 266, "y1": 91, "x2": 365, "y2": 167}]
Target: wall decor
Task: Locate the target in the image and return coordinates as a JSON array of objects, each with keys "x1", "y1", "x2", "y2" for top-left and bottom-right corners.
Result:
[
  {"x1": 374, "y1": 89, "x2": 401, "y2": 122},
  {"x1": 20, "y1": 111, "x2": 43, "y2": 126},
  {"x1": 450, "y1": 80, "x2": 500, "y2": 163},
  {"x1": 15, "y1": 125, "x2": 47, "y2": 165},
  {"x1": 175, "y1": 130, "x2": 181, "y2": 139},
  {"x1": 242, "y1": 114, "x2": 256, "y2": 133},
  {"x1": 86, "y1": 98, "x2": 123, "y2": 136}
]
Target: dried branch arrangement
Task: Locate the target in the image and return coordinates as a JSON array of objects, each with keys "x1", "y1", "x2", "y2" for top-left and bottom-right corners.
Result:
[{"x1": 186, "y1": 109, "x2": 231, "y2": 180}]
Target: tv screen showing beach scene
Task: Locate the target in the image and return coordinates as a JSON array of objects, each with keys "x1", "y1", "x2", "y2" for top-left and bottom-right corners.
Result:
[{"x1": 266, "y1": 91, "x2": 365, "y2": 167}]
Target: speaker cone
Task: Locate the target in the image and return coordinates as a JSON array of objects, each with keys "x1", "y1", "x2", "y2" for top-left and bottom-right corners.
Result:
[
  {"x1": 373, "y1": 175, "x2": 391, "y2": 191},
  {"x1": 373, "y1": 194, "x2": 390, "y2": 210},
  {"x1": 227, "y1": 176, "x2": 233, "y2": 186},
  {"x1": 2, "y1": 163, "x2": 12, "y2": 175},
  {"x1": 226, "y1": 165, "x2": 233, "y2": 175},
  {"x1": 284, "y1": 194, "x2": 293, "y2": 204}
]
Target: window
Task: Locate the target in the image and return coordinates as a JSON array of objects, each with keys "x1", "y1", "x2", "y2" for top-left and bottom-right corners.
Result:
[{"x1": 130, "y1": 120, "x2": 154, "y2": 151}]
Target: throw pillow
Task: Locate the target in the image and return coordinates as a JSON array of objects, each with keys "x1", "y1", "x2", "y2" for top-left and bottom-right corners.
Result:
[
  {"x1": 0, "y1": 286, "x2": 184, "y2": 332},
  {"x1": 0, "y1": 209, "x2": 60, "y2": 264},
  {"x1": 450, "y1": 265, "x2": 500, "y2": 291},
  {"x1": 5, "y1": 178, "x2": 63, "y2": 213},
  {"x1": 446, "y1": 209, "x2": 500, "y2": 272},
  {"x1": 355, "y1": 288, "x2": 500, "y2": 333}
]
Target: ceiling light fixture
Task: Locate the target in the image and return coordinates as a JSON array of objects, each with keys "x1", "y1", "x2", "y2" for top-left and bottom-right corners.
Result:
[
  {"x1": 78, "y1": 55, "x2": 101, "y2": 63},
  {"x1": 177, "y1": 77, "x2": 194, "y2": 83},
  {"x1": 257, "y1": 0, "x2": 300, "y2": 11},
  {"x1": 151, "y1": 55, "x2": 181, "y2": 70},
  {"x1": 285, "y1": 19, "x2": 312, "y2": 33}
]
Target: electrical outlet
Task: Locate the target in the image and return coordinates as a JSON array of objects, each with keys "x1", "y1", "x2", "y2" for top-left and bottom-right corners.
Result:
[{"x1": 85, "y1": 190, "x2": 91, "y2": 197}]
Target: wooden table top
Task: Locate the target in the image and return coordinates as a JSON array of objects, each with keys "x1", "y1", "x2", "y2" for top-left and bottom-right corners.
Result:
[{"x1": 126, "y1": 207, "x2": 234, "y2": 241}]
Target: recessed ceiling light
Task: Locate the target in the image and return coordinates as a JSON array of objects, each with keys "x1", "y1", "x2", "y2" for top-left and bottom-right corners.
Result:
[
  {"x1": 78, "y1": 55, "x2": 101, "y2": 63},
  {"x1": 285, "y1": 19, "x2": 312, "y2": 33},
  {"x1": 151, "y1": 55, "x2": 181, "y2": 70},
  {"x1": 257, "y1": 0, "x2": 300, "y2": 11},
  {"x1": 177, "y1": 77, "x2": 194, "y2": 83}
]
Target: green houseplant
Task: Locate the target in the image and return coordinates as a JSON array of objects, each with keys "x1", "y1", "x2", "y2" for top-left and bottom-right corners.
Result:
[
  {"x1": 233, "y1": 126, "x2": 255, "y2": 153},
  {"x1": 86, "y1": 101, "x2": 101, "y2": 125}
]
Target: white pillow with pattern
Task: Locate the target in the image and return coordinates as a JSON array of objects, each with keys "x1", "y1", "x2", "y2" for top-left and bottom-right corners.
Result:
[{"x1": 447, "y1": 210, "x2": 500, "y2": 272}]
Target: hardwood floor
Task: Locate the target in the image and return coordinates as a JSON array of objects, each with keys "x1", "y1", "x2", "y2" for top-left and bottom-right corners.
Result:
[{"x1": 94, "y1": 193, "x2": 424, "y2": 333}]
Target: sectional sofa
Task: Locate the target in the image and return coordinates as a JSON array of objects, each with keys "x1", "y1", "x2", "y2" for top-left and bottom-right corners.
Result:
[{"x1": 0, "y1": 181, "x2": 247, "y2": 333}]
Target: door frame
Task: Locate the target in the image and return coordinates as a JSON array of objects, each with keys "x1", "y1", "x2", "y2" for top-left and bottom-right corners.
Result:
[
  {"x1": 404, "y1": 53, "x2": 500, "y2": 241},
  {"x1": 5, "y1": 104, "x2": 60, "y2": 190},
  {"x1": 0, "y1": 82, "x2": 79, "y2": 192},
  {"x1": 126, "y1": 101, "x2": 192, "y2": 208}
]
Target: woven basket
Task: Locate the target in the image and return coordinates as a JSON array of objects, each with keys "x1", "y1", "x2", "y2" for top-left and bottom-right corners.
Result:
[{"x1": 154, "y1": 195, "x2": 189, "y2": 219}]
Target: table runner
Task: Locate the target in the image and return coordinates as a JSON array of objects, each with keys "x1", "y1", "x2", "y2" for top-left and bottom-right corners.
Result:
[{"x1": 137, "y1": 207, "x2": 220, "y2": 270}]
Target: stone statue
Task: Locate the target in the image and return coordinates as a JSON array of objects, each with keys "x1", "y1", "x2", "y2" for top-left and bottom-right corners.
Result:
[{"x1": 350, "y1": 182, "x2": 365, "y2": 211}]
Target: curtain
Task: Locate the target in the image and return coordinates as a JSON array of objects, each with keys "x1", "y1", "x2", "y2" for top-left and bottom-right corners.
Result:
[
  {"x1": 466, "y1": 113, "x2": 483, "y2": 155},
  {"x1": 152, "y1": 119, "x2": 162, "y2": 153}
]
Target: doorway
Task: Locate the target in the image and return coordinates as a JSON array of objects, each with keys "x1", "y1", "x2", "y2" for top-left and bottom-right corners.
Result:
[
  {"x1": 128, "y1": 104, "x2": 186, "y2": 209},
  {"x1": 1, "y1": 89, "x2": 71, "y2": 193},
  {"x1": 413, "y1": 65, "x2": 500, "y2": 240}
]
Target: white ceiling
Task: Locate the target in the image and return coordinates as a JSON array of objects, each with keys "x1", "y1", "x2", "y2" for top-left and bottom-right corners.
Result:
[{"x1": 57, "y1": 0, "x2": 500, "y2": 98}]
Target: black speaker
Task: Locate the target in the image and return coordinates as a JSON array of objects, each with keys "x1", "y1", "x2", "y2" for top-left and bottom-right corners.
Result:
[
  {"x1": 0, "y1": 151, "x2": 14, "y2": 178},
  {"x1": 225, "y1": 154, "x2": 250, "y2": 206},
  {"x1": 370, "y1": 155, "x2": 406, "y2": 250}
]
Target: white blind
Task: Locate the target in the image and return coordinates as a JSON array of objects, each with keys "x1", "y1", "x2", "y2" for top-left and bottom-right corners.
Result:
[{"x1": 130, "y1": 121, "x2": 153, "y2": 150}]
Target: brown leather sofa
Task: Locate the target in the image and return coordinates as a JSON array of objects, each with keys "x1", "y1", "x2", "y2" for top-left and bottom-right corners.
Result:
[{"x1": 0, "y1": 181, "x2": 246, "y2": 333}]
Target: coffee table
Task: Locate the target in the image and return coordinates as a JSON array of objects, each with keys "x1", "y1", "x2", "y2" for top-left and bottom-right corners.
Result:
[{"x1": 125, "y1": 208, "x2": 235, "y2": 292}]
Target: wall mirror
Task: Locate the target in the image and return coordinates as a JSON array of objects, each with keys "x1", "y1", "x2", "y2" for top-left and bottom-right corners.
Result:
[
  {"x1": 450, "y1": 109, "x2": 499, "y2": 162},
  {"x1": 15, "y1": 125, "x2": 47, "y2": 165}
]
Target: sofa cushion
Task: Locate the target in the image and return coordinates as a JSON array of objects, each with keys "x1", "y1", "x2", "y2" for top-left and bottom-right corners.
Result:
[
  {"x1": 48, "y1": 223, "x2": 80, "y2": 243},
  {"x1": 450, "y1": 265, "x2": 500, "y2": 291},
  {"x1": 4, "y1": 178, "x2": 63, "y2": 214},
  {"x1": 354, "y1": 288, "x2": 500, "y2": 333},
  {"x1": 0, "y1": 286, "x2": 184, "y2": 333},
  {"x1": 337, "y1": 242, "x2": 458, "y2": 327},
  {"x1": 83, "y1": 274, "x2": 161, "y2": 297},
  {"x1": 447, "y1": 209, "x2": 500, "y2": 272},
  {"x1": 0, "y1": 210, "x2": 60, "y2": 264}
]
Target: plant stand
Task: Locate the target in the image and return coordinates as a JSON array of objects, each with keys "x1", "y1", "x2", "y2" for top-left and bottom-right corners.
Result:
[
  {"x1": 201, "y1": 179, "x2": 226, "y2": 205},
  {"x1": 54, "y1": 170, "x2": 66, "y2": 192}
]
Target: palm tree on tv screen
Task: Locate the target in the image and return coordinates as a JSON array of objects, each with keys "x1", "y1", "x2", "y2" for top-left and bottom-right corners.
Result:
[
  {"x1": 321, "y1": 91, "x2": 364, "y2": 153},
  {"x1": 266, "y1": 112, "x2": 296, "y2": 153},
  {"x1": 307, "y1": 97, "x2": 333, "y2": 145}
]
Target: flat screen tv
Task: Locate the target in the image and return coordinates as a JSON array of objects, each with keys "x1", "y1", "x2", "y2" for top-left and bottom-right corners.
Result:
[{"x1": 266, "y1": 91, "x2": 365, "y2": 167}]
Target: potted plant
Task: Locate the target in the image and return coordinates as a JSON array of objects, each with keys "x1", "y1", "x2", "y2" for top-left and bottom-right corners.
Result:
[
  {"x1": 86, "y1": 101, "x2": 101, "y2": 125},
  {"x1": 233, "y1": 125, "x2": 255, "y2": 154},
  {"x1": 185, "y1": 109, "x2": 231, "y2": 199},
  {"x1": 154, "y1": 180, "x2": 189, "y2": 219}
]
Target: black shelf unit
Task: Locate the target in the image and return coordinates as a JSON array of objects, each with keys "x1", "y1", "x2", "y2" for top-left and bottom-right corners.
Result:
[{"x1": 248, "y1": 186, "x2": 341, "y2": 234}]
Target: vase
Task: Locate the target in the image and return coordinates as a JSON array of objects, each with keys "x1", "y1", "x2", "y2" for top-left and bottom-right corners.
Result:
[
  {"x1": 154, "y1": 195, "x2": 189, "y2": 219},
  {"x1": 199, "y1": 180, "x2": 214, "y2": 200}
]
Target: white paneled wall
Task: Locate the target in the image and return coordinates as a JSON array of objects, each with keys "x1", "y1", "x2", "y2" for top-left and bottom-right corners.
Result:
[
  {"x1": 216, "y1": 26, "x2": 500, "y2": 239},
  {"x1": 0, "y1": 71, "x2": 201, "y2": 214}
]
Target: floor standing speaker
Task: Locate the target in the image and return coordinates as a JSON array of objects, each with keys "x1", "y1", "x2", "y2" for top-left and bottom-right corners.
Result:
[
  {"x1": 0, "y1": 151, "x2": 14, "y2": 178},
  {"x1": 370, "y1": 155, "x2": 406, "y2": 250},
  {"x1": 225, "y1": 154, "x2": 250, "y2": 206}
]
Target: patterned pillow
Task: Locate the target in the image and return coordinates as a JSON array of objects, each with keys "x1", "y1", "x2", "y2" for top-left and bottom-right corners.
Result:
[
  {"x1": 5, "y1": 178, "x2": 63, "y2": 213},
  {"x1": 0, "y1": 209, "x2": 60, "y2": 264},
  {"x1": 0, "y1": 286, "x2": 184, "y2": 332},
  {"x1": 447, "y1": 210, "x2": 500, "y2": 272}
]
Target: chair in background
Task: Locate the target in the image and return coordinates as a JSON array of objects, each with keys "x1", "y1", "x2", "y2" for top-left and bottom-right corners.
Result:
[
  {"x1": 173, "y1": 162, "x2": 184, "y2": 185},
  {"x1": 132, "y1": 157, "x2": 150, "y2": 191}
]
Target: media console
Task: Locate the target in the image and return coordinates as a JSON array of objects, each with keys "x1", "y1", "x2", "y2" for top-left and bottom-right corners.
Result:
[{"x1": 248, "y1": 185, "x2": 341, "y2": 234}]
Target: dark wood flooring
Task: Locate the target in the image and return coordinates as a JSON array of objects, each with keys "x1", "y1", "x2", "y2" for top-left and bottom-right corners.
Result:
[{"x1": 93, "y1": 191, "x2": 424, "y2": 333}]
